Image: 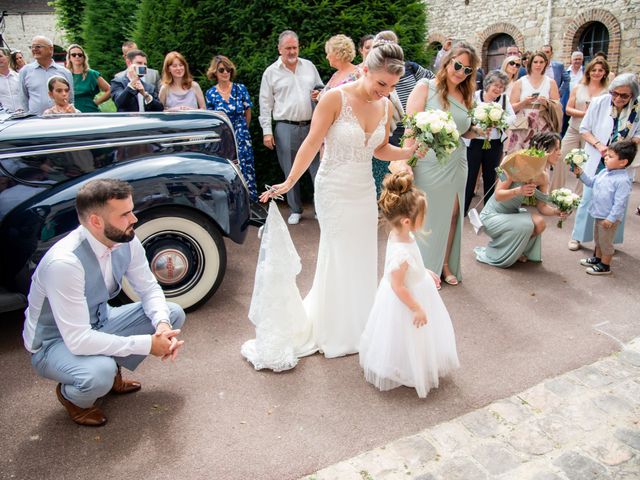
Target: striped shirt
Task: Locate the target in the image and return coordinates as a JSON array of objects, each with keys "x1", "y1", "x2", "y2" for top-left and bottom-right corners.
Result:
[{"x1": 395, "y1": 61, "x2": 435, "y2": 110}]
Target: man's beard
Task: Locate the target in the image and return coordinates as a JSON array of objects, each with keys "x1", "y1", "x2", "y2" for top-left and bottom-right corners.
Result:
[{"x1": 104, "y1": 223, "x2": 135, "y2": 243}]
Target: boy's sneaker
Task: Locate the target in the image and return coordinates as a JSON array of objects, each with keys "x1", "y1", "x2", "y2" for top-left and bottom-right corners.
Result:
[
  {"x1": 586, "y1": 262, "x2": 611, "y2": 275},
  {"x1": 580, "y1": 256, "x2": 601, "y2": 266}
]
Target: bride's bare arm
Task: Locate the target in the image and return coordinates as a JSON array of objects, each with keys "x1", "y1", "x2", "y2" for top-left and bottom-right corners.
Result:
[
  {"x1": 374, "y1": 103, "x2": 417, "y2": 161},
  {"x1": 259, "y1": 90, "x2": 340, "y2": 202}
]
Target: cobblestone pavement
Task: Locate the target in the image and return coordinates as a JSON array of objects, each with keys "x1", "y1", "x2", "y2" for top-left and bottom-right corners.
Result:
[{"x1": 306, "y1": 337, "x2": 640, "y2": 480}]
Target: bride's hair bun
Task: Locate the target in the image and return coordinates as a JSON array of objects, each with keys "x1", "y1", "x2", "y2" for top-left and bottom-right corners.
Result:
[
  {"x1": 365, "y1": 31, "x2": 404, "y2": 76},
  {"x1": 379, "y1": 172, "x2": 427, "y2": 227}
]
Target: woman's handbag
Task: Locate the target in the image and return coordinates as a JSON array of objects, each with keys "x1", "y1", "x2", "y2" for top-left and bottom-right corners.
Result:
[{"x1": 510, "y1": 113, "x2": 529, "y2": 131}]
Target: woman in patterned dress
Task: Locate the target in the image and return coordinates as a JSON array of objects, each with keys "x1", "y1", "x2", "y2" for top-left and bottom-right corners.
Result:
[{"x1": 205, "y1": 55, "x2": 258, "y2": 201}]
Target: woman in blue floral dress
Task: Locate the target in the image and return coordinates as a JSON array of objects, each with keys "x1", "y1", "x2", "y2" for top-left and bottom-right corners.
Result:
[{"x1": 206, "y1": 55, "x2": 258, "y2": 200}]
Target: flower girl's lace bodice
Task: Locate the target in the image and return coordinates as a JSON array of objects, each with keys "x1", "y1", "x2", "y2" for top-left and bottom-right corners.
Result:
[{"x1": 319, "y1": 89, "x2": 389, "y2": 172}]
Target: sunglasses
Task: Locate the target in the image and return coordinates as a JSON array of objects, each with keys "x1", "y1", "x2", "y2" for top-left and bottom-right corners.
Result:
[
  {"x1": 610, "y1": 91, "x2": 632, "y2": 101},
  {"x1": 217, "y1": 67, "x2": 231, "y2": 74},
  {"x1": 453, "y1": 60, "x2": 473, "y2": 76},
  {"x1": 508, "y1": 61, "x2": 521, "y2": 67},
  {"x1": 69, "y1": 52, "x2": 84, "y2": 58}
]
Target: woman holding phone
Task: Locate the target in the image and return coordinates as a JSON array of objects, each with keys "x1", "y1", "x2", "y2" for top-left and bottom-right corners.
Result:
[{"x1": 506, "y1": 51, "x2": 560, "y2": 153}]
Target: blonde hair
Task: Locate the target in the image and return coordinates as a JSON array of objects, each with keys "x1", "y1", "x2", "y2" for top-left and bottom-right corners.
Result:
[
  {"x1": 435, "y1": 41, "x2": 479, "y2": 110},
  {"x1": 65, "y1": 44, "x2": 90, "y2": 80},
  {"x1": 207, "y1": 55, "x2": 236, "y2": 82},
  {"x1": 364, "y1": 40, "x2": 405, "y2": 76},
  {"x1": 162, "y1": 51, "x2": 194, "y2": 89},
  {"x1": 500, "y1": 55, "x2": 521, "y2": 82},
  {"x1": 325, "y1": 34, "x2": 356, "y2": 63},
  {"x1": 374, "y1": 30, "x2": 399, "y2": 44},
  {"x1": 378, "y1": 172, "x2": 427, "y2": 227}
]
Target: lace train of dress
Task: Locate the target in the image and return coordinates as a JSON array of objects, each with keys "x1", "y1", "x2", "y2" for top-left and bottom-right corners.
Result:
[{"x1": 241, "y1": 201, "x2": 316, "y2": 371}]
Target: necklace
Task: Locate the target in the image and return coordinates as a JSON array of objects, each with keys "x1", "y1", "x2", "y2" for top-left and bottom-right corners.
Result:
[{"x1": 217, "y1": 83, "x2": 232, "y2": 95}]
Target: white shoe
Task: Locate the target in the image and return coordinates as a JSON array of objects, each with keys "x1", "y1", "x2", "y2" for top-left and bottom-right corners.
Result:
[
  {"x1": 288, "y1": 213, "x2": 301, "y2": 225},
  {"x1": 567, "y1": 239, "x2": 581, "y2": 251}
]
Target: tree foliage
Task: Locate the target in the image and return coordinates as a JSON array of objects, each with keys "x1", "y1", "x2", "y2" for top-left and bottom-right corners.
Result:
[
  {"x1": 50, "y1": 0, "x2": 87, "y2": 45},
  {"x1": 81, "y1": 0, "x2": 139, "y2": 81}
]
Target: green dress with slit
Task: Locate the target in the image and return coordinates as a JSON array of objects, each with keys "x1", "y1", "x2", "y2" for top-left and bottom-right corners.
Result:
[
  {"x1": 412, "y1": 79, "x2": 471, "y2": 279},
  {"x1": 474, "y1": 185, "x2": 548, "y2": 267}
]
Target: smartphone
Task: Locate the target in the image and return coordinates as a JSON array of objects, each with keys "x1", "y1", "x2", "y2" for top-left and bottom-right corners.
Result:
[
  {"x1": 531, "y1": 92, "x2": 540, "y2": 98},
  {"x1": 134, "y1": 65, "x2": 147, "y2": 77}
]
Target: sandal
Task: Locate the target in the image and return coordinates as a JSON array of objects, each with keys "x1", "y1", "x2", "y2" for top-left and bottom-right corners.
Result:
[{"x1": 442, "y1": 264, "x2": 459, "y2": 285}]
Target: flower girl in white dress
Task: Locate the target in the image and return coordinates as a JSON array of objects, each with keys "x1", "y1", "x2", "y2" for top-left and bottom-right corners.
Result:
[{"x1": 359, "y1": 172, "x2": 460, "y2": 398}]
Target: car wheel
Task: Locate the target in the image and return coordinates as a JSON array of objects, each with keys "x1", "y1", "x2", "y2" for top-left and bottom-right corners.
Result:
[{"x1": 121, "y1": 210, "x2": 226, "y2": 311}]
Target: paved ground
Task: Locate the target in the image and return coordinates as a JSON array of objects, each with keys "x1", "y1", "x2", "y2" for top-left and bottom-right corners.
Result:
[
  {"x1": 1, "y1": 184, "x2": 639, "y2": 480},
  {"x1": 308, "y1": 336, "x2": 640, "y2": 479}
]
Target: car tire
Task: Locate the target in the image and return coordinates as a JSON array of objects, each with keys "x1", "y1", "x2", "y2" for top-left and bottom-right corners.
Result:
[{"x1": 120, "y1": 209, "x2": 226, "y2": 311}]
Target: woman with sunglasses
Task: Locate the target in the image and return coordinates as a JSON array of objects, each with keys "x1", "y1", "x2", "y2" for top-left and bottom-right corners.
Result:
[
  {"x1": 403, "y1": 41, "x2": 481, "y2": 286},
  {"x1": 205, "y1": 55, "x2": 257, "y2": 201},
  {"x1": 506, "y1": 51, "x2": 560, "y2": 154},
  {"x1": 65, "y1": 44, "x2": 111, "y2": 113},
  {"x1": 551, "y1": 58, "x2": 610, "y2": 193},
  {"x1": 159, "y1": 51, "x2": 205, "y2": 111},
  {"x1": 500, "y1": 55, "x2": 521, "y2": 96},
  {"x1": 567, "y1": 73, "x2": 640, "y2": 252}
]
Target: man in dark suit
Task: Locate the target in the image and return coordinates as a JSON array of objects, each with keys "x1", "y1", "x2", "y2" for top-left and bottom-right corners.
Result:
[
  {"x1": 110, "y1": 49, "x2": 163, "y2": 113},
  {"x1": 541, "y1": 45, "x2": 571, "y2": 133}
]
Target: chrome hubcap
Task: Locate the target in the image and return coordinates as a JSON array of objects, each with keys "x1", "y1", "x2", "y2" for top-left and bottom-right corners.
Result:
[{"x1": 150, "y1": 248, "x2": 189, "y2": 285}]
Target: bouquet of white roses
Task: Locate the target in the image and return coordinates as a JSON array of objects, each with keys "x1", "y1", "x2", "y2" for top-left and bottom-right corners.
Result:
[
  {"x1": 549, "y1": 188, "x2": 581, "y2": 228},
  {"x1": 471, "y1": 102, "x2": 508, "y2": 149},
  {"x1": 402, "y1": 109, "x2": 460, "y2": 167},
  {"x1": 564, "y1": 148, "x2": 587, "y2": 172}
]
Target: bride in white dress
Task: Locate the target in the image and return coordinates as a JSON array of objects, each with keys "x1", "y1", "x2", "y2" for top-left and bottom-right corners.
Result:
[{"x1": 261, "y1": 40, "x2": 416, "y2": 358}]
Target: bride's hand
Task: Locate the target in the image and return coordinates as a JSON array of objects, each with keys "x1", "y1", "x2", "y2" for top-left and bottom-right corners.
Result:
[{"x1": 259, "y1": 179, "x2": 293, "y2": 203}]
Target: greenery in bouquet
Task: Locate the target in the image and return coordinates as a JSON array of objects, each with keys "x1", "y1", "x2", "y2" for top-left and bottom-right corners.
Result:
[
  {"x1": 471, "y1": 101, "x2": 508, "y2": 149},
  {"x1": 402, "y1": 109, "x2": 460, "y2": 167},
  {"x1": 564, "y1": 148, "x2": 588, "y2": 172},
  {"x1": 549, "y1": 188, "x2": 581, "y2": 228}
]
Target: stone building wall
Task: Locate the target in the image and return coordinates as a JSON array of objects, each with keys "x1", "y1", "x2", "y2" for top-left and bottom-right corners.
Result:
[
  {"x1": 426, "y1": 0, "x2": 640, "y2": 74},
  {"x1": 1, "y1": 4, "x2": 64, "y2": 62}
]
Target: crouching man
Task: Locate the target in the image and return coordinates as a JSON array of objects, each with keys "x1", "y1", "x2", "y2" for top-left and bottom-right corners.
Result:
[{"x1": 23, "y1": 178, "x2": 185, "y2": 426}]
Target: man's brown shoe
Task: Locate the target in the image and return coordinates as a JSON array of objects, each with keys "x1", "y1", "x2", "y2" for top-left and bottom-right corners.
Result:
[
  {"x1": 110, "y1": 366, "x2": 141, "y2": 394},
  {"x1": 56, "y1": 384, "x2": 107, "y2": 427}
]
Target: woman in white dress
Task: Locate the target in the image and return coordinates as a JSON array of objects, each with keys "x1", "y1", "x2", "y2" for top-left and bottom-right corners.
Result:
[{"x1": 261, "y1": 41, "x2": 416, "y2": 358}]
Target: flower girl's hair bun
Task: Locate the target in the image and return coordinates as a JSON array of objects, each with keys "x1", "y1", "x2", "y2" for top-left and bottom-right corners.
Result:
[
  {"x1": 379, "y1": 172, "x2": 427, "y2": 227},
  {"x1": 366, "y1": 31, "x2": 404, "y2": 76}
]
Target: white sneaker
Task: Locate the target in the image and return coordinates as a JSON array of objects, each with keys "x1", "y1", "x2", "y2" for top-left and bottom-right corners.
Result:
[
  {"x1": 288, "y1": 213, "x2": 301, "y2": 225},
  {"x1": 567, "y1": 239, "x2": 581, "y2": 251}
]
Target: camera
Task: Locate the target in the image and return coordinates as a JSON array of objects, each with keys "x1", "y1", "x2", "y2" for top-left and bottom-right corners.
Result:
[{"x1": 134, "y1": 65, "x2": 147, "y2": 77}]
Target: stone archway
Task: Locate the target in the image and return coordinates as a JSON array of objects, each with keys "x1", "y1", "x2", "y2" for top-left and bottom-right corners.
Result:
[
  {"x1": 476, "y1": 23, "x2": 524, "y2": 73},
  {"x1": 562, "y1": 9, "x2": 621, "y2": 72}
]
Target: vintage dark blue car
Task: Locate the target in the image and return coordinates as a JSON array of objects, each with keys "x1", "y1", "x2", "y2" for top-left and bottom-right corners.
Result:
[{"x1": 0, "y1": 111, "x2": 265, "y2": 313}]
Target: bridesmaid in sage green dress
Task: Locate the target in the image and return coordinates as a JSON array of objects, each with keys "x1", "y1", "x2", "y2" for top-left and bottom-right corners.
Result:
[
  {"x1": 402, "y1": 42, "x2": 480, "y2": 285},
  {"x1": 475, "y1": 132, "x2": 566, "y2": 267}
]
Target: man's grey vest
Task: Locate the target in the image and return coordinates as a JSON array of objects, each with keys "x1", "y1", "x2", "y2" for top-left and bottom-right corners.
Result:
[{"x1": 29, "y1": 239, "x2": 132, "y2": 351}]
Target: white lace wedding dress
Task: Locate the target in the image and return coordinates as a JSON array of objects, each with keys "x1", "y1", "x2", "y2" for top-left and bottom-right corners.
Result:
[
  {"x1": 305, "y1": 89, "x2": 388, "y2": 357},
  {"x1": 242, "y1": 89, "x2": 388, "y2": 367}
]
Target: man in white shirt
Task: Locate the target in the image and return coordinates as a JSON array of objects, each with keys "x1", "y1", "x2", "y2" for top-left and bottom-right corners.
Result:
[
  {"x1": 18, "y1": 35, "x2": 74, "y2": 115},
  {"x1": 567, "y1": 51, "x2": 584, "y2": 90},
  {"x1": 0, "y1": 48, "x2": 22, "y2": 112},
  {"x1": 23, "y1": 179, "x2": 186, "y2": 426},
  {"x1": 259, "y1": 30, "x2": 323, "y2": 224}
]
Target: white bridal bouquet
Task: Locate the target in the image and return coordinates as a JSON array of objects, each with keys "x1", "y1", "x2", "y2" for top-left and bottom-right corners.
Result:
[
  {"x1": 403, "y1": 109, "x2": 460, "y2": 167},
  {"x1": 471, "y1": 102, "x2": 508, "y2": 149},
  {"x1": 549, "y1": 188, "x2": 581, "y2": 228},
  {"x1": 564, "y1": 148, "x2": 588, "y2": 172}
]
